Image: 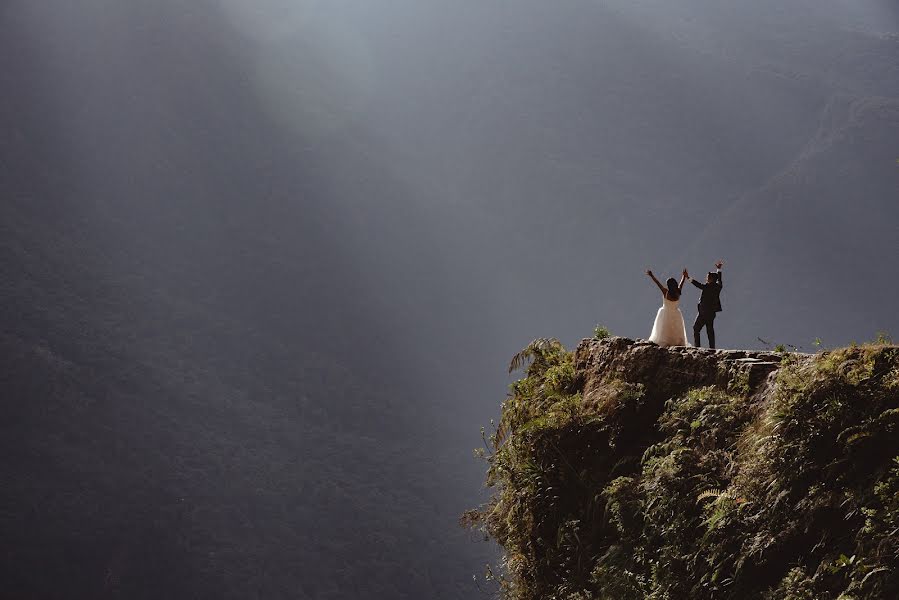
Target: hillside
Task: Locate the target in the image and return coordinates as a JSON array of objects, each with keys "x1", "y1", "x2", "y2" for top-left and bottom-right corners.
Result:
[
  {"x1": 0, "y1": 6, "x2": 491, "y2": 597},
  {"x1": 694, "y1": 94, "x2": 899, "y2": 346},
  {"x1": 466, "y1": 337, "x2": 899, "y2": 599}
]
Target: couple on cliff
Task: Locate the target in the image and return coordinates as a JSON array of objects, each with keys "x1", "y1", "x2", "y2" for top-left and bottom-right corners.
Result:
[{"x1": 645, "y1": 261, "x2": 723, "y2": 348}]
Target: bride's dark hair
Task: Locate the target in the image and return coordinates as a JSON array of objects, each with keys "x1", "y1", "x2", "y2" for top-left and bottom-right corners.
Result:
[{"x1": 666, "y1": 277, "x2": 680, "y2": 300}]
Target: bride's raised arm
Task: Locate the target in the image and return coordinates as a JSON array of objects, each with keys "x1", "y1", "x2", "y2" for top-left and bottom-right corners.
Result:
[
  {"x1": 646, "y1": 269, "x2": 666, "y2": 295},
  {"x1": 679, "y1": 268, "x2": 688, "y2": 291}
]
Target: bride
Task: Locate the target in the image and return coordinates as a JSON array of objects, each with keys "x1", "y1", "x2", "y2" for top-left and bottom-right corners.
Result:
[{"x1": 645, "y1": 268, "x2": 690, "y2": 347}]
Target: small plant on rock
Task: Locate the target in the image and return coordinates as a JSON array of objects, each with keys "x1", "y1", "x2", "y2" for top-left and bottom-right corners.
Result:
[{"x1": 593, "y1": 324, "x2": 612, "y2": 340}]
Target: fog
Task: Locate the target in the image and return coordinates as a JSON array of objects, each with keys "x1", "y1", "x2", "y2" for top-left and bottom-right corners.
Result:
[{"x1": 1, "y1": 1, "x2": 897, "y2": 598}]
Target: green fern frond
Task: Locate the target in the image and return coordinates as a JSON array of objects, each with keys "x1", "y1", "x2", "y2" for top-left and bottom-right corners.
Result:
[
  {"x1": 697, "y1": 488, "x2": 725, "y2": 502},
  {"x1": 697, "y1": 488, "x2": 745, "y2": 503},
  {"x1": 508, "y1": 337, "x2": 564, "y2": 373}
]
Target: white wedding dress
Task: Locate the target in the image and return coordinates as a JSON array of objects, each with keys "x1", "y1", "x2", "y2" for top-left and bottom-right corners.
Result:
[{"x1": 649, "y1": 296, "x2": 690, "y2": 347}]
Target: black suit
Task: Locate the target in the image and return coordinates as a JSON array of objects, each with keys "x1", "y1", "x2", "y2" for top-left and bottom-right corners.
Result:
[{"x1": 691, "y1": 270, "x2": 722, "y2": 348}]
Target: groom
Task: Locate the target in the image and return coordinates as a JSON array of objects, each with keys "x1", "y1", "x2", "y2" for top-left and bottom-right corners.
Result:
[{"x1": 687, "y1": 260, "x2": 724, "y2": 348}]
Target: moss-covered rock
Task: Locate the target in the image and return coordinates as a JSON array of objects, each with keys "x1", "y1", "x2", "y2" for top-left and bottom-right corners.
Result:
[{"x1": 465, "y1": 338, "x2": 899, "y2": 600}]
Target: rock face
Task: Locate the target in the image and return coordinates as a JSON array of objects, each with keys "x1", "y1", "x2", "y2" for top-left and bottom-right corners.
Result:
[
  {"x1": 467, "y1": 337, "x2": 899, "y2": 600},
  {"x1": 575, "y1": 336, "x2": 788, "y2": 409}
]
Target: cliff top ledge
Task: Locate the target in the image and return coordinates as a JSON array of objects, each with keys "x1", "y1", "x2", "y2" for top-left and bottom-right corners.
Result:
[{"x1": 574, "y1": 336, "x2": 807, "y2": 411}]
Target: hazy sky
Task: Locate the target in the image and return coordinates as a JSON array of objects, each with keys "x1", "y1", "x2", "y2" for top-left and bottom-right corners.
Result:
[{"x1": 2, "y1": 1, "x2": 897, "y2": 598}]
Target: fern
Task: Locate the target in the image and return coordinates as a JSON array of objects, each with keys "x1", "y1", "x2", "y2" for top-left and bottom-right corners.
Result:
[
  {"x1": 508, "y1": 337, "x2": 564, "y2": 373},
  {"x1": 697, "y1": 488, "x2": 746, "y2": 504}
]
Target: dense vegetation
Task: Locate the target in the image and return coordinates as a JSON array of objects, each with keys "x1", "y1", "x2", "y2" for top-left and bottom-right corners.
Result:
[{"x1": 465, "y1": 339, "x2": 899, "y2": 599}]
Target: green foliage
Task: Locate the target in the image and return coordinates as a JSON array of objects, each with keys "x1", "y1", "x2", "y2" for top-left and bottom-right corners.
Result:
[
  {"x1": 726, "y1": 367, "x2": 752, "y2": 396},
  {"x1": 466, "y1": 342, "x2": 899, "y2": 600},
  {"x1": 732, "y1": 344, "x2": 899, "y2": 599},
  {"x1": 508, "y1": 337, "x2": 566, "y2": 374},
  {"x1": 764, "y1": 567, "x2": 817, "y2": 600},
  {"x1": 593, "y1": 324, "x2": 612, "y2": 340}
]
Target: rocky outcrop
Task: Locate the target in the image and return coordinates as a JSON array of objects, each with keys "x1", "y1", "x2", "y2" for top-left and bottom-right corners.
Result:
[
  {"x1": 467, "y1": 337, "x2": 899, "y2": 600},
  {"x1": 575, "y1": 336, "x2": 788, "y2": 408}
]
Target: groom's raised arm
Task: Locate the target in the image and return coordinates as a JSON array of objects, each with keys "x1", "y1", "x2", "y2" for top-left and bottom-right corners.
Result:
[
  {"x1": 691, "y1": 278, "x2": 706, "y2": 290},
  {"x1": 717, "y1": 268, "x2": 723, "y2": 289}
]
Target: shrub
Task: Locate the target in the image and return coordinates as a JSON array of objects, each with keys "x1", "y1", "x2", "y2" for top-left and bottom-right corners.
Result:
[{"x1": 593, "y1": 325, "x2": 612, "y2": 340}]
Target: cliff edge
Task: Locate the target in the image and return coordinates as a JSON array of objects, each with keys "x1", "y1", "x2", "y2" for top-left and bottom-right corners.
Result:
[{"x1": 465, "y1": 337, "x2": 899, "y2": 599}]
